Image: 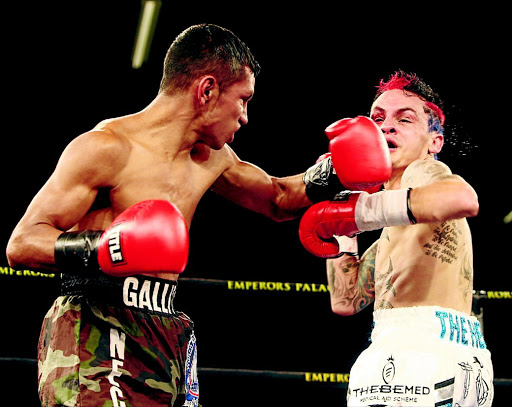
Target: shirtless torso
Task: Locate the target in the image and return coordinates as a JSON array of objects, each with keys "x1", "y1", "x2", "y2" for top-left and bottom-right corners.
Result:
[
  {"x1": 327, "y1": 158, "x2": 475, "y2": 316},
  {"x1": 7, "y1": 67, "x2": 309, "y2": 280},
  {"x1": 374, "y1": 159, "x2": 473, "y2": 314},
  {"x1": 327, "y1": 87, "x2": 478, "y2": 317}
]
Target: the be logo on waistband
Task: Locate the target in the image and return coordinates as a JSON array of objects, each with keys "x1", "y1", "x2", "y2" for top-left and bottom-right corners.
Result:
[{"x1": 435, "y1": 310, "x2": 486, "y2": 349}]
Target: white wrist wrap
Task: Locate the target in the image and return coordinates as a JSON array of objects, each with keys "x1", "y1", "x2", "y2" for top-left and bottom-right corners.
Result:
[{"x1": 355, "y1": 189, "x2": 411, "y2": 231}]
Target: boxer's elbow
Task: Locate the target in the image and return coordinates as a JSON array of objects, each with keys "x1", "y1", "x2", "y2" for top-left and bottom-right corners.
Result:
[
  {"x1": 6, "y1": 234, "x2": 26, "y2": 269},
  {"x1": 441, "y1": 183, "x2": 479, "y2": 221},
  {"x1": 416, "y1": 180, "x2": 479, "y2": 223},
  {"x1": 331, "y1": 300, "x2": 357, "y2": 316},
  {"x1": 458, "y1": 184, "x2": 479, "y2": 218},
  {"x1": 6, "y1": 228, "x2": 42, "y2": 270}
]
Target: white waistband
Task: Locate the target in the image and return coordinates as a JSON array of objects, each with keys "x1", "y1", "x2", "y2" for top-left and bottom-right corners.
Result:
[{"x1": 372, "y1": 306, "x2": 487, "y2": 350}]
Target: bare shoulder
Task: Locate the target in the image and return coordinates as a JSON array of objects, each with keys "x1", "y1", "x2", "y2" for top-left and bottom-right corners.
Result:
[
  {"x1": 401, "y1": 159, "x2": 459, "y2": 188},
  {"x1": 210, "y1": 144, "x2": 252, "y2": 177},
  {"x1": 58, "y1": 124, "x2": 132, "y2": 186},
  {"x1": 75, "y1": 120, "x2": 132, "y2": 157},
  {"x1": 217, "y1": 144, "x2": 240, "y2": 165}
]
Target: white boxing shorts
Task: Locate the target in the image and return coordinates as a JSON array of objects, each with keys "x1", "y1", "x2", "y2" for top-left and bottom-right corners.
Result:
[{"x1": 347, "y1": 306, "x2": 493, "y2": 407}]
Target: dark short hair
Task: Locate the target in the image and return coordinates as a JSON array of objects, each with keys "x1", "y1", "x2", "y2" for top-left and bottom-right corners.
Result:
[{"x1": 159, "y1": 24, "x2": 260, "y2": 94}]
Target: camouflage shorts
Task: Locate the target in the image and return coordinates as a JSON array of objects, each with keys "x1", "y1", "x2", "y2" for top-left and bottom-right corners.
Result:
[{"x1": 38, "y1": 275, "x2": 199, "y2": 407}]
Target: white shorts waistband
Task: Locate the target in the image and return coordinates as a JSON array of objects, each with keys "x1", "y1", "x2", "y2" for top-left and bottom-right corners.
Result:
[{"x1": 372, "y1": 306, "x2": 487, "y2": 350}]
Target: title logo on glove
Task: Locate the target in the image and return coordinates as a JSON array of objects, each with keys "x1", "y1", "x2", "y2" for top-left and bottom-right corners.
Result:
[{"x1": 107, "y1": 224, "x2": 125, "y2": 264}]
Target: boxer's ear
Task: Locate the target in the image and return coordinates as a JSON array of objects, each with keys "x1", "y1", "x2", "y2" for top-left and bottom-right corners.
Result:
[
  {"x1": 197, "y1": 76, "x2": 217, "y2": 105},
  {"x1": 428, "y1": 132, "x2": 444, "y2": 155}
]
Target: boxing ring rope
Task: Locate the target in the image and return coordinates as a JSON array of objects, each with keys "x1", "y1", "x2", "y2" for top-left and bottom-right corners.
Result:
[
  {"x1": 1, "y1": 267, "x2": 510, "y2": 301},
  {"x1": 181, "y1": 278, "x2": 512, "y2": 301},
  {"x1": 0, "y1": 269, "x2": 511, "y2": 390},
  {"x1": 0, "y1": 357, "x2": 510, "y2": 389}
]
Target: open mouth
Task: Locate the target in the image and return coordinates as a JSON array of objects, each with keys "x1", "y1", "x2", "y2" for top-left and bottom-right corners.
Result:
[{"x1": 387, "y1": 139, "x2": 397, "y2": 151}]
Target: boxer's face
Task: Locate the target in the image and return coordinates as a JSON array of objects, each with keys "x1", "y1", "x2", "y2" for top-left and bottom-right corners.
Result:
[
  {"x1": 202, "y1": 67, "x2": 255, "y2": 150},
  {"x1": 370, "y1": 89, "x2": 439, "y2": 171}
]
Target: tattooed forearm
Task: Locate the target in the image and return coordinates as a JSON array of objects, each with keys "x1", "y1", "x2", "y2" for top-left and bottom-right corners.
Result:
[
  {"x1": 327, "y1": 258, "x2": 359, "y2": 306},
  {"x1": 327, "y1": 242, "x2": 377, "y2": 314}
]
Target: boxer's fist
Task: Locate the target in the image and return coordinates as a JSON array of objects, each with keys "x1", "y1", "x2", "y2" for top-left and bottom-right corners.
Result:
[
  {"x1": 299, "y1": 189, "x2": 416, "y2": 258},
  {"x1": 303, "y1": 155, "x2": 344, "y2": 203},
  {"x1": 299, "y1": 192, "x2": 361, "y2": 258},
  {"x1": 326, "y1": 116, "x2": 391, "y2": 191},
  {"x1": 97, "y1": 200, "x2": 189, "y2": 275},
  {"x1": 55, "y1": 200, "x2": 189, "y2": 275}
]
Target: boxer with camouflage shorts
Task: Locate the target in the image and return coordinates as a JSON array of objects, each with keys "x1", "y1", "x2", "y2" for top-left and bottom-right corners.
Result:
[
  {"x1": 7, "y1": 24, "x2": 331, "y2": 406},
  {"x1": 38, "y1": 274, "x2": 198, "y2": 406}
]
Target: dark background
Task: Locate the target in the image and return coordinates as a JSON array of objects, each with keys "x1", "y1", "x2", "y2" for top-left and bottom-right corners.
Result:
[{"x1": 1, "y1": 2, "x2": 510, "y2": 405}]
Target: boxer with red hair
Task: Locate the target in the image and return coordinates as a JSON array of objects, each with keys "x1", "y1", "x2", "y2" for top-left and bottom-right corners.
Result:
[{"x1": 300, "y1": 71, "x2": 494, "y2": 406}]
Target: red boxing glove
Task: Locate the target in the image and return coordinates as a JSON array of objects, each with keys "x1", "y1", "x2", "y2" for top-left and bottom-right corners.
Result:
[
  {"x1": 97, "y1": 200, "x2": 189, "y2": 276},
  {"x1": 299, "y1": 189, "x2": 415, "y2": 258},
  {"x1": 299, "y1": 193, "x2": 361, "y2": 258},
  {"x1": 325, "y1": 116, "x2": 391, "y2": 192}
]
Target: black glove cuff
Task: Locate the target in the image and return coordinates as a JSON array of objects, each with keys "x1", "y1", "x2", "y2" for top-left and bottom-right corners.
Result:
[
  {"x1": 303, "y1": 156, "x2": 345, "y2": 203},
  {"x1": 54, "y1": 230, "x2": 103, "y2": 273}
]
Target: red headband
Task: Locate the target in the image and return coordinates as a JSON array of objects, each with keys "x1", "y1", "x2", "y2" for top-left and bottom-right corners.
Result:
[{"x1": 425, "y1": 101, "x2": 445, "y2": 126}]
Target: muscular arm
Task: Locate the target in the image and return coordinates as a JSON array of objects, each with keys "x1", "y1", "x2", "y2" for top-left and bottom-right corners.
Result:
[
  {"x1": 211, "y1": 146, "x2": 310, "y2": 221},
  {"x1": 326, "y1": 239, "x2": 378, "y2": 316},
  {"x1": 6, "y1": 131, "x2": 126, "y2": 270},
  {"x1": 402, "y1": 159, "x2": 479, "y2": 223}
]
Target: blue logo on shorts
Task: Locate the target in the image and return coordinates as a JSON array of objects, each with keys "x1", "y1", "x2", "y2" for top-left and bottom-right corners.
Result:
[
  {"x1": 184, "y1": 332, "x2": 199, "y2": 406},
  {"x1": 435, "y1": 311, "x2": 486, "y2": 349}
]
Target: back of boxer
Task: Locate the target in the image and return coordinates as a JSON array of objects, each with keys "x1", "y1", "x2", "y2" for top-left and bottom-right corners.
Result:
[
  {"x1": 300, "y1": 71, "x2": 493, "y2": 406},
  {"x1": 6, "y1": 24, "x2": 336, "y2": 406}
]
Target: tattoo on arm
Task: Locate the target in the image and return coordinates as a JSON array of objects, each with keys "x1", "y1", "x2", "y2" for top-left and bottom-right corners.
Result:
[
  {"x1": 401, "y1": 159, "x2": 454, "y2": 188},
  {"x1": 327, "y1": 241, "x2": 377, "y2": 314}
]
